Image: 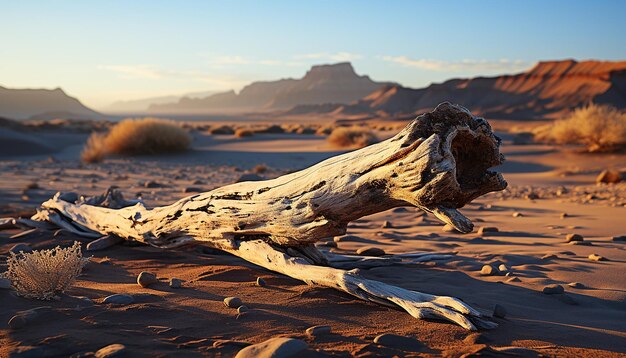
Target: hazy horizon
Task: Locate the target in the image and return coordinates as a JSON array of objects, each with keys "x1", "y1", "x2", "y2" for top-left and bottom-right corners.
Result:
[{"x1": 2, "y1": 0, "x2": 625, "y2": 109}]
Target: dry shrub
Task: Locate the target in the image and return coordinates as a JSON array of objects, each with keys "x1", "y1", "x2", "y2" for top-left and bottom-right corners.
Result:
[
  {"x1": 328, "y1": 126, "x2": 379, "y2": 148},
  {"x1": 81, "y1": 118, "x2": 191, "y2": 163},
  {"x1": 534, "y1": 104, "x2": 626, "y2": 152},
  {"x1": 4, "y1": 242, "x2": 87, "y2": 300},
  {"x1": 235, "y1": 128, "x2": 254, "y2": 138},
  {"x1": 253, "y1": 164, "x2": 268, "y2": 174}
]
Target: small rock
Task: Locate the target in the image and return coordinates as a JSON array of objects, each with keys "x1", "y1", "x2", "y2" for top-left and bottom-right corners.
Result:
[
  {"x1": 512, "y1": 212, "x2": 523, "y2": 218},
  {"x1": 477, "y1": 227, "x2": 499, "y2": 236},
  {"x1": 237, "y1": 305, "x2": 249, "y2": 314},
  {"x1": 596, "y1": 169, "x2": 622, "y2": 184},
  {"x1": 8, "y1": 307, "x2": 48, "y2": 329},
  {"x1": 560, "y1": 212, "x2": 568, "y2": 219},
  {"x1": 256, "y1": 277, "x2": 266, "y2": 287},
  {"x1": 497, "y1": 264, "x2": 509, "y2": 273},
  {"x1": 506, "y1": 277, "x2": 521, "y2": 283},
  {"x1": 305, "y1": 325, "x2": 332, "y2": 337},
  {"x1": 95, "y1": 343, "x2": 126, "y2": 358},
  {"x1": 169, "y1": 278, "x2": 183, "y2": 288},
  {"x1": 373, "y1": 333, "x2": 423, "y2": 352},
  {"x1": 183, "y1": 187, "x2": 202, "y2": 193},
  {"x1": 493, "y1": 304, "x2": 507, "y2": 318},
  {"x1": 382, "y1": 220, "x2": 392, "y2": 228},
  {"x1": 102, "y1": 294, "x2": 134, "y2": 305},
  {"x1": 565, "y1": 233, "x2": 583, "y2": 243},
  {"x1": 463, "y1": 333, "x2": 491, "y2": 344},
  {"x1": 137, "y1": 272, "x2": 157, "y2": 288},
  {"x1": 224, "y1": 296, "x2": 243, "y2": 308},
  {"x1": 542, "y1": 284, "x2": 564, "y2": 295},
  {"x1": 9, "y1": 243, "x2": 32, "y2": 254},
  {"x1": 0, "y1": 278, "x2": 11, "y2": 289},
  {"x1": 526, "y1": 192, "x2": 540, "y2": 200},
  {"x1": 612, "y1": 235, "x2": 626, "y2": 242},
  {"x1": 356, "y1": 247, "x2": 386, "y2": 257},
  {"x1": 87, "y1": 235, "x2": 123, "y2": 251},
  {"x1": 568, "y1": 282, "x2": 584, "y2": 289},
  {"x1": 235, "y1": 337, "x2": 307, "y2": 358},
  {"x1": 143, "y1": 180, "x2": 162, "y2": 188},
  {"x1": 588, "y1": 253, "x2": 607, "y2": 261},
  {"x1": 480, "y1": 265, "x2": 497, "y2": 276}
]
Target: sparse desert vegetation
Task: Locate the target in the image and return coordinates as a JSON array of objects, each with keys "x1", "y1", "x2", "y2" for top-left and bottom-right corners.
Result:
[
  {"x1": 327, "y1": 126, "x2": 379, "y2": 148},
  {"x1": 534, "y1": 103, "x2": 626, "y2": 152},
  {"x1": 81, "y1": 118, "x2": 192, "y2": 163},
  {"x1": 4, "y1": 242, "x2": 87, "y2": 300}
]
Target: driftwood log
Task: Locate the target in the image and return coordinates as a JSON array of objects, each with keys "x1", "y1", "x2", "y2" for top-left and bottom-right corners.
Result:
[{"x1": 5, "y1": 102, "x2": 507, "y2": 330}]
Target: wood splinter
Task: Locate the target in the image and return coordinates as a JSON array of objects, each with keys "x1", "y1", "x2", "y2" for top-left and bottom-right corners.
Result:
[{"x1": 6, "y1": 102, "x2": 507, "y2": 330}]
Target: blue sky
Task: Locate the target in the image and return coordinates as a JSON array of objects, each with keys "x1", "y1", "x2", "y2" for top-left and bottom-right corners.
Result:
[{"x1": 1, "y1": 0, "x2": 625, "y2": 108}]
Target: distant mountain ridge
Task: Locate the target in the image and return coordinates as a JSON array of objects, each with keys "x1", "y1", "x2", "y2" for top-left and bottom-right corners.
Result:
[
  {"x1": 289, "y1": 60, "x2": 626, "y2": 119},
  {"x1": 148, "y1": 62, "x2": 394, "y2": 114},
  {"x1": 104, "y1": 90, "x2": 219, "y2": 113},
  {"x1": 0, "y1": 86, "x2": 100, "y2": 120}
]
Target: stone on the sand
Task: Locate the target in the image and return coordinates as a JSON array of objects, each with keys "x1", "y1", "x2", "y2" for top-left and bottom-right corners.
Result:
[
  {"x1": 512, "y1": 212, "x2": 523, "y2": 217},
  {"x1": 256, "y1": 277, "x2": 266, "y2": 287},
  {"x1": 235, "y1": 337, "x2": 308, "y2": 358},
  {"x1": 497, "y1": 264, "x2": 509, "y2": 273},
  {"x1": 356, "y1": 247, "x2": 386, "y2": 257},
  {"x1": 0, "y1": 277, "x2": 12, "y2": 289},
  {"x1": 588, "y1": 253, "x2": 607, "y2": 261},
  {"x1": 596, "y1": 169, "x2": 622, "y2": 184},
  {"x1": 8, "y1": 307, "x2": 50, "y2": 329},
  {"x1": 87, "y1": 235, "x2": 123, "y2": 251},
  {"x1": 565, "y1": 234, "x2": 583, "y2": 243},
  {"x1": 224, "y1": 296, "x2": 243, "y2": 308},
  {"x1": 542, "y1": 284, "x2": 564, "y2": 295},
  {"x1": 568, "y1": 282, "x2": 584, "y2": 289},
  {"x1": 9, "y1": 243, "x2": 32, "y2": 254},
  {"x1": 477, "y1": 227, "x2": 499, "y2": 236},
  {"x1": 137, "y1": 271, "x2": 157, "y2": 288},
  {"x1": 169, "y1": 278, "x2": 183, "y2": 288},
  {"x1": 382, "y1": 220, "x2": 392, "y2": 228},
  {"x1": 103, "y1": 294, "x2": 134, "y2": 305},
  {"x1": 143, "y1": 180, "x2": 163, "y2": 188},
  {"x1": 237, "y1": 305, "x2": 249, "y2": 314},
  {"x1": 560, "y1": 212, "x2": 568, "y2": 219},
  {"x1": 95, "y1": 343, "x2": 126, "y2": 358},
  {"x1": 480, "y1": 265, "x2": 497, "y2": 276},
  {"x1": 373, "y1": 333, "x2": 424, "y2": 352},
  {"x1": 305, "y1": 325, "x2": 332, "y2": 337},
  {"x1": 493, "y1": 304, "x2": 507, "y2": 318}
]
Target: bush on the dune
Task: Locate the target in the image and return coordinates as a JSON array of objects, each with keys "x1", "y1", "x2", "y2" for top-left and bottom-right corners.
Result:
[
  {"x1": 328, "y1": 126, "x2": 379, "y2": 148},
  {"x1": 534, "y1": 103, "x2": 626, "y2": 152},
  {"x1": 81, "y1": 118, "x2": 191, "y2": 163}
]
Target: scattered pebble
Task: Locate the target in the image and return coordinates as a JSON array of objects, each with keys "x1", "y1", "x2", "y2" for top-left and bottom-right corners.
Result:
[
  {"x1": 224, "y1": 296, "x2": 243, "y2": 308},
  {"x1": 568, "y1": 282, "x2": 584, "y2": 289},
  {"x1": 480, "y1": 264, "x2": 497, "y2": 276},
  {"x1": 137, "y1": 272, "x2": 157, "y2": 288},
  {"x1": 356, "y1": 247, "x2": 386, "y2": 257},
  {"x1": 382, "y1": 220, "x2": 392, "y2": 228},
  {"x1": 235, "y1": 337, "x2": 307, "y2": 358},
  {"x1": 305, "y1": 325, "x2": 332, "y2": 337},
  {"x1": 102, "y1": 294, "x2": 134, "y2": 305},
  {"x1": 9, "y1": 243, "x2": 33, "y2": 254},
  {"x1": 493, "y1": 304, "x2": 507, "y2": 318},
  {"x1": 497, "y1": 264, "x2": 509, "y2": 273},
  {"x1": 87, "y1": 235, "x2": 123, "y2": 251},
  {"x1": 256, "y1": 277, "x2": 266, "y2": 287},
  {"x1": 542, "y1": 284, "x2": 564, "y2": 295},
  {"x1": 373, "y1": 333, "x2": 424, "y2": 352},
  {"x1": 169, "y1": 278, "x2": 183, "y2": 288},
  {"x1": 512, "y1": 212, "x2": 523, "y2": 217},
  {"x1": 565, "y1": 233, "x2": 583, "y2": 243},
  {"x1": 477, "y1": 227, "x2": 499, "y2": 236},
  {"x1": 237, "y1": 305, "x2": 249, "y2": 314},
  {"x1": 95, "y1": 343, "x2": 126, "y2": 358},
  {"x1": 588, "y1": 253, "x2": 607, "y2": 261}
]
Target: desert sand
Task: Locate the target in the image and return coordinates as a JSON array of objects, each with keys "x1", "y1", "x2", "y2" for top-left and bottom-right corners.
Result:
[{"x1": 1, "y1": 124, "x2": 625, "y2": 357}]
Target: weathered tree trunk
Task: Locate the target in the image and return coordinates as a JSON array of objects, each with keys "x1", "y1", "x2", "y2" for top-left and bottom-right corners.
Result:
[{"x1": 8, "y1": 102, "x2": 507, "y2": 330}]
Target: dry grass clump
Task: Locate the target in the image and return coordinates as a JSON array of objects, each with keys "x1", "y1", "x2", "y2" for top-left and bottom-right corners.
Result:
[
  {"x1": 533, "y1": 104, "x2": 626, "y2": 152},
  {"x1": 4, "y1": 242, "x2": 87, "y2": 300},
  {"x1": 235, "y1": 128, "x2": 254, "y2": 138},
  {"x1": 328, "y1": 126, "x2": 379, "y2": 148},
  {"x1": 81, "y1": 118, "x2": 191, "y2": 163}
]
